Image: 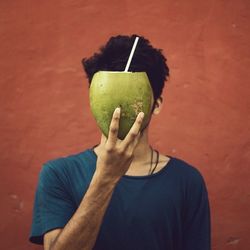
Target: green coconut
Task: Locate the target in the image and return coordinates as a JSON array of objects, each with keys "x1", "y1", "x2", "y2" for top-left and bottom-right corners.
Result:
[{"x1": 89, "y1": 71, "x2": 153, "y2": 140}]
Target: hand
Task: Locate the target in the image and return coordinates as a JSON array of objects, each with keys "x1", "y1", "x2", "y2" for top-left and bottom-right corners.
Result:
[{"x1": 95, "y1": 107, "x2": 144, "y2": 182}]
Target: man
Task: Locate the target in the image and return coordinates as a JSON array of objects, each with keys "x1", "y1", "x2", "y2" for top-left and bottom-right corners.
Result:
[{"x1": 29, "y1": 34, "x2": 211, "y2": 250}]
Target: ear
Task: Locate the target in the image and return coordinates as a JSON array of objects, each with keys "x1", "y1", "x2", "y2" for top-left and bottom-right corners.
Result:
[{"x1": 152, "y1": 96, "x2": 163, "y2": 115}]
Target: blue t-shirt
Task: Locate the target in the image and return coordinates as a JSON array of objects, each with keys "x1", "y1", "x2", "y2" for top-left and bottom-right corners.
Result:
[{"x1": 29, "y1": 146, "x2": 211, "y2": 250}]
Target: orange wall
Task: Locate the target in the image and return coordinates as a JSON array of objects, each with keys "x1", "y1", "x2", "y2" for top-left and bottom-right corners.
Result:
[{"x1": 0, "y1": 0, "x2": 249, "y2": 249}]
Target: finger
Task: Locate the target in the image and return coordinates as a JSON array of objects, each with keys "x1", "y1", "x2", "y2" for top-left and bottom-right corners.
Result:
[
  {"x1": 106, "y1": 107, "x2": 121, "y2": 148},
  {"x1": 132, "y1": 130, "x2": 142, "y2": 149},
  {"x1": 122, "y1": 112, "x2": 144, "y2": 150},
  {"x1": 127, "y1": 130, "x2": 142, "y2": 154}
]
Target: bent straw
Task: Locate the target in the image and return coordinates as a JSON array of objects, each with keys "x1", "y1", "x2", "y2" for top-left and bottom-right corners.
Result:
[{"x1": 124, "y1": 36, "x2": 139, "y2": 72}]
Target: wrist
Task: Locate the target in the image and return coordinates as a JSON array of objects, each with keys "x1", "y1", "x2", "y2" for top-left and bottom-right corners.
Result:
[{"x1": 93, "y1": 169, "x2": 120, "y2": 187}]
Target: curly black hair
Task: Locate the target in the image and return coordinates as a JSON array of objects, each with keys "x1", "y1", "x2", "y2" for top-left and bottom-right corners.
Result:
[{"x1": 81, "y1": 34, "x2": 170, "y2": 110}]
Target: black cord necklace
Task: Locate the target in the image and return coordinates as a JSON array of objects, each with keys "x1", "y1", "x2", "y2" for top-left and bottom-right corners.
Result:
[{"x1": 148, "y1": 146, "x2": 159, "y2": 175}]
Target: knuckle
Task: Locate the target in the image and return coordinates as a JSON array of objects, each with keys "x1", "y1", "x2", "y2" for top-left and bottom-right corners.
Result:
[
  {"x1": 110, "y1": 126, "x2": 118, "y2": 134},
  {"x1": 125, "y1": 151, "x2": 133, "y2": 158},
  {"x1": 105, "y1": 145, "x2": 114, "y2": 153},
  {"x1": 130, "y1": 131, "x2": 138, "y2": 138},
  {"x1": 117, "y1": 148, "x2": 125, "y2": 155}
]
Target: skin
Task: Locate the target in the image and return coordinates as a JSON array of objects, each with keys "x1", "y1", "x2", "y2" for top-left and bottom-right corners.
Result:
[
  {"x1": 44, "y1": 96, "x2": 170, "y2": 250},
  {"x1": 94, "y1": 95, "x2": 170, "y2": 176}
]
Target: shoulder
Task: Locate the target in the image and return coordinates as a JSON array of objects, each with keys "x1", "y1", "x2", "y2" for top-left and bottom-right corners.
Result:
[
  {"x1": 171, "y1": 156, "x2": 207, "y2": 188},
  {"x1": 39, "y1": 149, "x2": 92, "y2": 185}
]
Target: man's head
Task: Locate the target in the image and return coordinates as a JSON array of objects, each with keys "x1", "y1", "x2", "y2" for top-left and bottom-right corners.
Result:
[{"x1": 82, "y1": 34, "x2": 170, "y2": 116}]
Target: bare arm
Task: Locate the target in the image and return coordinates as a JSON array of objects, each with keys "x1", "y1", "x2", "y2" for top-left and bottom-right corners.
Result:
[
  {"x1": 44, "y1": 107, "x2": 145, "y2": 250},
  {"x1": 47, "y1": 171, "x2": 118, "y2": 250}
]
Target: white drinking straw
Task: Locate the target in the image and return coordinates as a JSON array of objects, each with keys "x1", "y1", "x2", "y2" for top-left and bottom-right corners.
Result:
[{"x1": 124, "y1": 36, "x2": 139, "y2": 72}]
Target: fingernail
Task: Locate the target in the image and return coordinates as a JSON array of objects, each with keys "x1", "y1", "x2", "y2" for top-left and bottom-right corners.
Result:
[
  {"x1": 116, "y1": 107, "x2": 121, "y2": 114},
  {"x1": 140, "y1": 112, "x2": 144, "y2": 119}
]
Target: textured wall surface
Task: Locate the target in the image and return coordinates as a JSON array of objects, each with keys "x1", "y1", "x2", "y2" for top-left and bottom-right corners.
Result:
[{"x1": 0, "y1": 0, "x2": 249, "y2": 249}]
